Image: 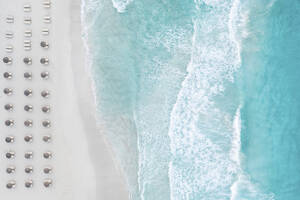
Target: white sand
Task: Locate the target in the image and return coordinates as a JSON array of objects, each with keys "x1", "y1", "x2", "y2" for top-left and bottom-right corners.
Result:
[{"x1": 0, "y1": 0, "x2": 129, "y2": 199}]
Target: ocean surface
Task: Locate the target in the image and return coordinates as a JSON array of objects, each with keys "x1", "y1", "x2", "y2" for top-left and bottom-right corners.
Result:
[{"x1": 82, "y1": 0, "x2": 300, "y2": 199}]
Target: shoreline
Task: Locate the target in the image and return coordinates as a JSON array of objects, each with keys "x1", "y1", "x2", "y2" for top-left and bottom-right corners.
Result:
[{"x1": 70, "y1": 0, "x2": 129, "y2": 199}]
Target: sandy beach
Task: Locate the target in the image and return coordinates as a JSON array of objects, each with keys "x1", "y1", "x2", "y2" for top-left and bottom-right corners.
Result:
[
  {"x1": 70, "y1": 0, "x2": 129, "y2": 199},
  {"x1": 0, "y1": 0, "x2": 129, "y2": 199}
]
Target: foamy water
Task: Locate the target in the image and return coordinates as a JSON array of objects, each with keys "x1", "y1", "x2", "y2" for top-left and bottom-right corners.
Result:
[{"x1": 168, "y1": 1, "x2": 242, "y2": 199}]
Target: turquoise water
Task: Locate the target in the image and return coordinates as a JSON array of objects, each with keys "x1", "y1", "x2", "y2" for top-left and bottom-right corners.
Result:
[
  {"x1": 238, "y1": 1, "x2": 300, "y2": 199},
  {"x1": 82, "y1": 0, "x2": 300, "y2": 199}
]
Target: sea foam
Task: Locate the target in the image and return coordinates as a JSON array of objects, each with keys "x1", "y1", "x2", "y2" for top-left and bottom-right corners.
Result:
[
  {"x1": 111, "y1": 0, "x2": 133, "y2": 13},
  {"x1": 168, "y1": 0, "x2": 243, "y2": 199}
]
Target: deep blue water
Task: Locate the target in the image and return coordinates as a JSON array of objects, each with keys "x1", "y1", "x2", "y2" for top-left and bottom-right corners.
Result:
[{"x1": 82, "y1": 0, "x2": 300, "y2": 199}]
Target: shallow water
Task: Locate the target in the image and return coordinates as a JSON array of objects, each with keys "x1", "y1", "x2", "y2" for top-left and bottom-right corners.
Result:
[{"x1": 82, "y1": 0, "x2": 300, "y2": 199}]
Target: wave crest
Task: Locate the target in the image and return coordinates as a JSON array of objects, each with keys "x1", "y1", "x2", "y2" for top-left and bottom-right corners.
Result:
[
  {"x1": 168, "y1": 1, "x2": 242, "y2": 199},
  {"x1": 111, "y1": 0, "x2": 133, "y2": 13}
]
